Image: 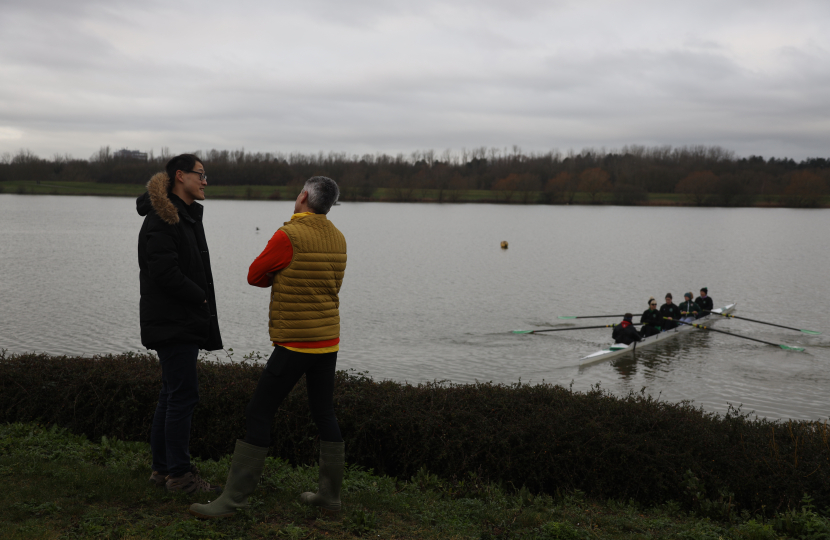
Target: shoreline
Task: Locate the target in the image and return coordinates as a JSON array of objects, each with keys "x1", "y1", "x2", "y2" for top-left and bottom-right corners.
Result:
[{"x1": 1, "y1": 180, "x2": 827, "y2": 208}]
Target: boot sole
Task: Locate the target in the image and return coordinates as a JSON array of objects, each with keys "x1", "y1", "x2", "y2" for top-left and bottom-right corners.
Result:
[{"x1": 299, "y1": 493, "x2": 341, "y2": 512}]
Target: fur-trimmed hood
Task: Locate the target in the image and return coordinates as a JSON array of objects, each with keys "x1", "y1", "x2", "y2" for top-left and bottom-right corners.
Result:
[{"x1": 136, "y1": 172, "x2": 180, "y2": 224}]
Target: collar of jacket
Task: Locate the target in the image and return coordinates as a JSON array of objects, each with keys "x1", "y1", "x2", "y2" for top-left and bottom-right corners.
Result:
[
  {"x1": 146, "y1": 171, "x2": 203, "y2": 225},
  {"x1": 170, "y1": 193, "x2": 202, "y2": 224},
  {"x1": 290, "y1": 211, "x2": 314, "y2": 220},
  {"x1": 283, "y1": 211, "x2": 322, "y2": 226}
]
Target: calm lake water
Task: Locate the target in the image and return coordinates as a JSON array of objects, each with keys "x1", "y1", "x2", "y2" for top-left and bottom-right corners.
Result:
[{"x1": 2, "y1": 194, "x2": 829, "y2": 422}]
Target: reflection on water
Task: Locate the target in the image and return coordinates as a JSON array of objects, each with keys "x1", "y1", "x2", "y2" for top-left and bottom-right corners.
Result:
[
  {"x1": 1, "y1": 194, "x2": 829, "y2": 422},
  {"x1": 610, "y1": 335, "x2": 714, "y2": 380}
]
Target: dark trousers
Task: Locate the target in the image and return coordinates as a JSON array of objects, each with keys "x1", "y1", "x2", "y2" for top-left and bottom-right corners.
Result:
[
  {"x1": 640, "y1": 325, "x2": 660, "y2": 338},
  {"x1": 150, "y1": 343, "x2": 199, "y2": 477},
  {"x1": 244, "y1": 346, "x2": 342, "y2": 447}
]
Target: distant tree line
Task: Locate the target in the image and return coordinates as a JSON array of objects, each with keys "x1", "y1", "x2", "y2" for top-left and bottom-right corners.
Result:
[{"x1": 2, "y1": 145, "x2": 829, "y2": 207}]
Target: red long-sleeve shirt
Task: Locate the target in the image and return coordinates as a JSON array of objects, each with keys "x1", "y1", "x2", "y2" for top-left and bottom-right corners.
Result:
[
  {"x1": 248, "y1": 216, "x2": 340, "y2": 352},
  {"x1": 247, "y1": 230, "x2": 294, "y2": 287}
]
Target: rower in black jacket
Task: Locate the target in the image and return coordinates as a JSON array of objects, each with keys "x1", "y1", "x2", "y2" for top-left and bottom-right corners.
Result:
[
  {"x1": 695, "y1": 287, "x2": 713, "y2": 316},
  {"x1": 639, "y1": 297, "x2": 662, "y2": 337},
  {"x1": 679, "y1": 292, "x2": 701, "y2": 322},
  {"x1": 612, "y1": 313, "x2": 642, "y2": 345},
  {"x1": 659, "y1": 293, "x2": 681, "y2": 330}
]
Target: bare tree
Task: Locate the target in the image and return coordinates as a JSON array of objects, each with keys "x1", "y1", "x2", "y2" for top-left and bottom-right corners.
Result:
[
  {"x1": 675, "y1": 171, "x2": 718, "y2": 206},
  {"x1": 578, "y1": 168, "x2": 611, "y2": 204},
  {"x1": 783, "y1": 171, "x2": 827, "y2": 207},
  {"x1": 545, "y1": 172, "x2": 578, "y2": 204}
]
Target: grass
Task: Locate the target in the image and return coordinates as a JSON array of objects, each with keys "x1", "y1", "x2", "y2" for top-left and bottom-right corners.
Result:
[
  {"x1": 3, "y1": 423, "x2": 823, "y2": 539},
  {"x1": 0, "y1": 180, "x2": 147, "y2": 197},
  {"x1": 3, "y1": 180, "x2": 825, "y2": 206}
]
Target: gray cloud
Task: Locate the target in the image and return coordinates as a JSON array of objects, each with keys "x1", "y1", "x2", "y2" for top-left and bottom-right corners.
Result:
[{"x1": 1, "y1": 0, "x2": 829, "y2": 160}]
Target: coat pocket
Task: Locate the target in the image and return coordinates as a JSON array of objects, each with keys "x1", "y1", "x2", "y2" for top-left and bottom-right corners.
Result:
[
  {"x1": 140, "y1": 294, "x2": 186, "y2": 326},
  {"x1": 184, "y1": 301, "x2": 211, "y2": 330}
]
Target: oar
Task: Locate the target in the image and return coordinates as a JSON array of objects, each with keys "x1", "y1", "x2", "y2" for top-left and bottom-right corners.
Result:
[
  {"x1": 667, "y1": 318, "x2": 805, "y2": 352},
  {"x1": 557, "y1": 314, "x2": 626, "y2": 320},
  {"x1": 703, "y1": 311, "x2": 821, "y2": 335},
  {"x1": 513, "y1": 323, "x2": 642, "y2": 334}
]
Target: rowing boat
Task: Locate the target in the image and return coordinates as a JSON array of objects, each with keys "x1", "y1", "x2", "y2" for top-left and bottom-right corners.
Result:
[{"x1": 579, "y1": 303, "x2": 737, "y2": 367}]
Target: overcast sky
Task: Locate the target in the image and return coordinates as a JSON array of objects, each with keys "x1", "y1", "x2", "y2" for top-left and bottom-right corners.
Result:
[{"x1": 1, "y1": 0, "x2": 829, "y2": 161}]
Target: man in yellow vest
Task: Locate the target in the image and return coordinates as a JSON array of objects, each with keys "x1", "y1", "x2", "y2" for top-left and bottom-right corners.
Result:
[{"x1": 190, "y1": 176, "x2": 347, "y2": 519}]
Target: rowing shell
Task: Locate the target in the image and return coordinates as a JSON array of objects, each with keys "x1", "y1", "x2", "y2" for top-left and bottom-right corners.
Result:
[{"x1": 579, "y1": 303, "x2": 737, "y2": 367}]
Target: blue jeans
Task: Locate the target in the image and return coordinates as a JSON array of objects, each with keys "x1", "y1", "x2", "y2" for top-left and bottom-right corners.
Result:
[
  {"x1": 244, "y1": 346, "x2": 342, "y2": 447},
  {"x1": 150, "y1": 343, "x2": 200, "y2": 477}
]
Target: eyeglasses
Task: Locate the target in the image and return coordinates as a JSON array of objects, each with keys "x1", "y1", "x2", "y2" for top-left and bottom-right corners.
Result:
[
  {"x1": 649, "y1": 303, "x2": 657, "y2": 306},
  {"x1": 185, "y1": 170, "x2": 207, "y2": 181}
]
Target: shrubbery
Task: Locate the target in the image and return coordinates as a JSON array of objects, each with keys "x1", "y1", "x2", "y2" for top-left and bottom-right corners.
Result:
[{"x1": 2, "y1": 351, "x2": 828, "y2": 514}]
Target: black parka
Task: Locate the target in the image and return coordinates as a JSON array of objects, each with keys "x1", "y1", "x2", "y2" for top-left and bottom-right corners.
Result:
[
  {"x1": 640, "y1": 308, "x2": 662, "y2": 329},
  {"x1": 612, "y1": 323, "x2": 641, "y2": 345},
  {"x1": 696, "y1": 295, "x2": 714, "y2": 314},
  {"x1": 659, "y1": 303, "x2": 682, "y2": 329},
  {"x1": 136, "y1": 172, "x2": 223, "y2": 351}
]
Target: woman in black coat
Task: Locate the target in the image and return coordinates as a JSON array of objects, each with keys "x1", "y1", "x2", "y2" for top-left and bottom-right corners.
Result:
[
  {"x1": 640, "y1": 297, "x2": 662, "y2": 337},
  {"x1": 659, "y1": 293, "x2": 682, "y2": 330}
]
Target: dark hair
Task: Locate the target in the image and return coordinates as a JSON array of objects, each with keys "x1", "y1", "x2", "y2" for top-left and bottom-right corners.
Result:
[
  {"x1": 165, "y1": 154, "x2": 202, "y2": 192},
  {"x1": 303, "y1": 176, "x2": 339, "y2": 214}
]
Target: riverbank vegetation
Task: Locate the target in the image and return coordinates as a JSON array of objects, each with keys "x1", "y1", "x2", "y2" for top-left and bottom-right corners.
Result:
[
  {"x1": 8, "y1": 422, "x2": 828, "y2": 539},
  {"x1": 1, "y1": 145, "x2": 828, "y2": 207},
  {"x1": 2, "y1": 351, "x2": 829, "y2": 518}
]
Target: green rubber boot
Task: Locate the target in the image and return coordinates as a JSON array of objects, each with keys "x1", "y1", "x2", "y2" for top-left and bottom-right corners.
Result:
[
  {"x1": 189, "y1": 440, "x2": 268, "y2": 519},
  {"x1": 299, "y1": 441, "x2": 344, "y2": 512}
]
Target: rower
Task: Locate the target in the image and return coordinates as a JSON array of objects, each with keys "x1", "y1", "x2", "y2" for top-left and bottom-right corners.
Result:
[
  {"x1": 659, "y1": 293, "x2": 681, "y2": 330},
  {"x1": 679, "y1": 292, "x2": 701, "y2": 323},
  {"x1": 612, "y1": 313, "x2": 642, "y2": 345},
  {"x1": 639, "y1": 297, "x2": 662, "y2": 338},
  {"x1": 695, "y1": 287, "x2": 713, "y2": 316}
]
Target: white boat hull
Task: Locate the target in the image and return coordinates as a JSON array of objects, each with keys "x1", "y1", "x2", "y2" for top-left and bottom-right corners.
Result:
[{"x1": 579, "y1": 304, "x2": 737, "y2": 366}]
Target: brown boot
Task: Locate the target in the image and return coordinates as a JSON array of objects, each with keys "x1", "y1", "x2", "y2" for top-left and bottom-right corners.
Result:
[
  {"x1": 166, "y1": 471, "x2": 221, "y2": 494},
  {"x1": 149, "y1": 471, "x2": 168, "y2": 488},
  {"x1": 149, "y1": 465, "x2": 200, "y2": 488}
]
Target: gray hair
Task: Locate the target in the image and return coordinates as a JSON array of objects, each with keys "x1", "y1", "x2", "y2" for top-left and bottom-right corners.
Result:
[{"x1": 303, "y1": 176, "x2": 339, "y2": 214}]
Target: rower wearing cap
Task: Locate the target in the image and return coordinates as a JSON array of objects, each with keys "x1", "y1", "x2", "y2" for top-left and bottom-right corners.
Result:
[
  {"x1": 639, "y1": 297, "x2": 662, "y2": 337},
  {"x1": 612, "y1": 313, "x2": 642, "y2": 345},
  {"x1": 679, "y1": 292, "x2": 701, "y2": 323},
  {"x1": 695, "y1": 287, "x2": 713, "y2": 316},
  {"x1": 659, "y1": 293, "x2": 681, "y2": 330}
]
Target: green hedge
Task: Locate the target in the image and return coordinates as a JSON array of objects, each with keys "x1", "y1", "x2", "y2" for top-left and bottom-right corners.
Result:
[{"x1": 2, "y1": 351, "x2": 828, "y2": 513}]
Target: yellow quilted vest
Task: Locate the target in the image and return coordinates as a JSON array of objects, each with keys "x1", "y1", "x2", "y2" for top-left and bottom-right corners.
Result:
[{"x1": 269, "y1": 214, "x2": 347, "y2": 343}]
